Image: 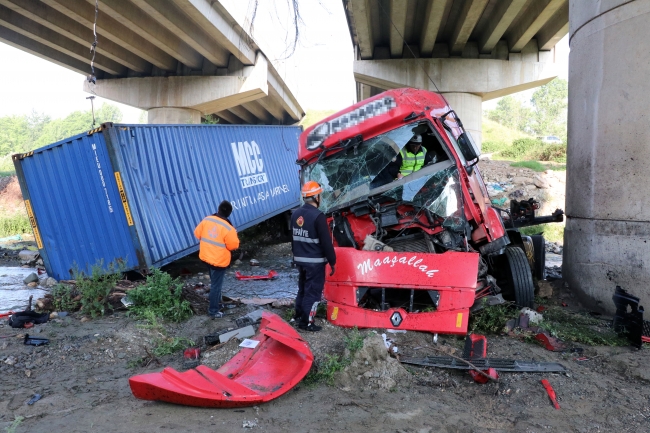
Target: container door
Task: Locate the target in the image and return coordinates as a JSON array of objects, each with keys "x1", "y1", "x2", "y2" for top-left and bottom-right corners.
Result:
[{"x1": 14, "y1": 132, "x2": 140, "y2": 280}]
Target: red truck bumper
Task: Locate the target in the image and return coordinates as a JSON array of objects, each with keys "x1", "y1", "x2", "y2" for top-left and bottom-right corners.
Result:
[{"x1": 325, "y1": 248, "x2": 479, "y2": 334}]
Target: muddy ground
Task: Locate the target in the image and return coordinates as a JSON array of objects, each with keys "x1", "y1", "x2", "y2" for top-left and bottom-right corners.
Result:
[{"x1": 1, "y1": 164, "x2": 649, "y2": 433}]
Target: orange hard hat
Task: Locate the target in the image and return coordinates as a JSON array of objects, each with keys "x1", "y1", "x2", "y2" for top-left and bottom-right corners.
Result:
[{"x1": 301, "y1": 181, "x2": 323, "y2": 198}]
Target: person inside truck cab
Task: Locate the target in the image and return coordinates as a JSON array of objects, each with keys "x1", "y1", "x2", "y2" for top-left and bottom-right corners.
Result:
[{"x1": 397, "y1": 134, "x2": 437, "y2": 179}]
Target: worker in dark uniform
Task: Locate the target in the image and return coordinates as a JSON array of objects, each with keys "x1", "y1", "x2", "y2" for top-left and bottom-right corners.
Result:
[{"x1": 291, "y1": 181, "x2": 336, "y2": 332}]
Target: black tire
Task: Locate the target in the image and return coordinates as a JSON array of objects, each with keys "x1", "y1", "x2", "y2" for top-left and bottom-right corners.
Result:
[
  {"x1": 504, "y1": 246, "x2": 535, "y2": 308},
  {"x1": 530, "y1": 235, "x2": 546, "y2": 280}
]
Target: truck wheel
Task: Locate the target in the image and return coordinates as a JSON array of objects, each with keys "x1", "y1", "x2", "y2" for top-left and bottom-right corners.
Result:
[
  {"x1": 504, "y1": 246, "x2": 535, "y2": 308},
  {"x1": 530, "y1": 235, "x2": 546, "y2": 280}
]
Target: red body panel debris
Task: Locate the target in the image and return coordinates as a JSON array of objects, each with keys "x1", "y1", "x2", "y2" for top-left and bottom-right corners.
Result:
[
  {"x1": 129, "y1": 312, "x2": 313, "y2": 408},
  {"x1": 541, "y1": 379, "x2": 561, "y2": 409},
  {"x1": 234, "y1": 270, "x2": 278, "y2": 281}
]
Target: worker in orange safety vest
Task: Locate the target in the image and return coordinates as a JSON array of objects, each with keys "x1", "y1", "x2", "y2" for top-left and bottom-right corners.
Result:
[{"x1": 194, "y1": 200, "x2": 240, "y2": 318}]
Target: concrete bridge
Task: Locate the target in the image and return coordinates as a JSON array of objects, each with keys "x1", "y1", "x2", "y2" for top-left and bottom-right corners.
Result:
[
  {"x1": 0, "y1": 0, "x2": 303, "y2": 124},
  {"x1": 343, "y1": 0, "x2": 569, "y2": 145}
]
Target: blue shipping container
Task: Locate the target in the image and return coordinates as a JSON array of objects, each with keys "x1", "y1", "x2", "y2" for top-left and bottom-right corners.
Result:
[{"x1": 13, "y1": 123, "x2": 302, "y2": 281}]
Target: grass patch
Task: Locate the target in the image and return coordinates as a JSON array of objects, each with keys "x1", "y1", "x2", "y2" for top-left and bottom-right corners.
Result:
[
  {"x1": 5, "y1": 416, "x2": 24, "y2": 433},
  {"x1": 510, "y1": 161, "x2": 547, "y2": 172},
  {"x1": 303, "y1": 327, "x2": 366, "y2": 386},
  {"x1": 73, "y1": 259, "x2": 125, "y2": 318},
  {"x1": 152, "y1": 336, "x2": 195, "y2": 357},
  {"x1": 0, "y1": 214, "x2": 30, "y2": 237},
  {"x1": 127, "y1": 268, "x2": 193, "y2": 323},
  {"x1": 536, "y1": 306, "x2": 628, "y2": 346},
  {"x1": 469, "y1": 303, "x2": 519, "y2": 335},
  {"x1": 520, "y1": 223, "x2": 565, "y2": 244},
  {"x1": 482, "y1": 118, "x2": 531, "y2": 144}
]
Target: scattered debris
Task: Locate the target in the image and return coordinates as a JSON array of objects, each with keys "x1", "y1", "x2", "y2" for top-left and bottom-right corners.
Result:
[
  {"x1": 242, "y1": 419, "x2": 258, "y2": 428},
  {"x1": 612, "y1": 286, "x2": 650, "y2": 348},
  {"x1": 520, "y1": 307, "x2": 544, "y2": 325},
  {"x1": 234, "y1": 270, "x2": 278, "y2": 281},
  {"x1": 218, "y1": 325, "x2": 255, "y2": 343},
  {"x1": 24, "y1": 334, "x2": 49, "y2": 346},
  {"x1": 249, "y1": 259, "x2": 260, "y2": 266},
  {"x1": 26, "y1": 394, "x2": 42, "y2": 405},
  {"x1": 235, "y1": 309, "x2": 265, "y2": 327},
  {"x1": 541, "y1": 379, "x2": 561, "y2": 409},
  {"x1": 239, "y1": 339, "x2": 260, "y2": 349}
]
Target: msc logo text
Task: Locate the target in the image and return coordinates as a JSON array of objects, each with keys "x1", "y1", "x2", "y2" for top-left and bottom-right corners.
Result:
[{"x1": 230, "y1": 141, "x2": 268, "y2": 189}]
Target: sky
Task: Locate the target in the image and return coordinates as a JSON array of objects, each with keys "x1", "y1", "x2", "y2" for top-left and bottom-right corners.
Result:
[{"x1": 0, "y1": 1, "x2": 568, "y2": 122}]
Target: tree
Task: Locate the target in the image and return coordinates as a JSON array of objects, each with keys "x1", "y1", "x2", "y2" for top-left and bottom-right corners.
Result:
[
  {"x1": 486, "y1": 95, "x2": 533, "y2": 133},
  {"x1": 530, "y1": 78, "x2": 568, "y2": 137}
]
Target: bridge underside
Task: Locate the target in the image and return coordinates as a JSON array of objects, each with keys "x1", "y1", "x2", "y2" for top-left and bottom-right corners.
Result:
[
  {"x1": 0, "y1": 0, "x2": 303, "y2": 124},
  {"x1": 344, "y1": 0, "x2": 569, "y2": 144}
]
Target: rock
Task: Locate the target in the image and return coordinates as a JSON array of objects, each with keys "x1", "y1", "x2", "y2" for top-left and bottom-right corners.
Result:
[
  {"x1": 25, "y1": 369, "x2": 31, "y2": 377},
  {"x1": 249, "y1": 259, "x2": 260, "y2": 266},
  {"x1": 43, "y1": 277, "x2": 57, "y2": 287},
  {"x1": 4, "y1": 356, "x2": 16, "y2": 365},
  {"x1": 534, "y1": 175, "x2": 549, "y2": 189},
  {"x1": 27, "y1": 281, "x2": 39, "y2": 288},
  {"x1": 525, "y1": 184, "x2": 538, "y2": 191},
  {"x1": 337, "y1": 333, "x2": 409, "y2": 390},
  {"x1": 80, "y1": 317, "x2": 90, "y2": 323},
  {"x1": 537, "y1": 280, "x2": 554, "y2": 298},
  {"x1": 18, "y1": 250, "x2": 39, "y2": 264},
  {"x1": 512, "y1": 176, "x2": 533, "y2": 184},
  {"x1": 49, "y1": 312, "x2": 58, "y2": 319},
  {"x1": 23, "y1": 272, "x2": 39, "y2": 284}
]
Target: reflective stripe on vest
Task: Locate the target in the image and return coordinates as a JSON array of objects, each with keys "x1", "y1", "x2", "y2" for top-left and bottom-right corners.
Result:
[
  {"x1": 206, "y1": 216, "x2": 232, "y2": 231},
  {"x1": 400, "y1": 148, "x2": 426, "y2": 175},
  {"x1": 294, "y1": 256, "x2": 328, "y2": 263},
  {"x1": 201, "y1": 238, "x2": 226, "y2": 248},
  {"x1": 293, "y1": 236, "x2": 320, "y2": 244}
]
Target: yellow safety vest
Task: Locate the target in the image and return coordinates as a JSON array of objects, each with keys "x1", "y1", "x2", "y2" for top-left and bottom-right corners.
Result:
[{"x1": 400, "y1": 147, "x2": 427, "y2": 175}]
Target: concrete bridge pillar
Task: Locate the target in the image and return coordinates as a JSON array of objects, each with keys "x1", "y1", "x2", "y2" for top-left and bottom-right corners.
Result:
[
  {"x1": 147, "y1": 108, "x2": 201, "y2": 124},
  {"x1": 441, "y1": 93, "x2": 483, "y2": 146},
  {"x1": 564, "y1": 0, "x2": 650, "y2": 313}
]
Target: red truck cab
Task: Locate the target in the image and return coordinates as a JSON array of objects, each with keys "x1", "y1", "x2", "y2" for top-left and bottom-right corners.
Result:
[{"x1": 298, "y1": 88, "x2": 546, "y2": 334}]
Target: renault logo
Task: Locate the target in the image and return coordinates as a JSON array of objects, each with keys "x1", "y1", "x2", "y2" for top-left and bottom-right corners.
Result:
[{"x1": 390, "y1": 311, "x2": 402, "y2": 327}]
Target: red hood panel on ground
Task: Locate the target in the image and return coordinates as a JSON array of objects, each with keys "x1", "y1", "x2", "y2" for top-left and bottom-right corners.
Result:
[{"x1": 129, "y1": 312, "x2": 313, "y2": 408}]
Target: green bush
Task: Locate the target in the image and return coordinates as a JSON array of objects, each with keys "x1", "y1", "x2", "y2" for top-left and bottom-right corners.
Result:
[
  {"x1": 0, "y1": 214, "x2": 30, "y2": 237},
  {"x1": 127, "y1": 268, "x2": 193, "y2": 323},
  {"x1": 481, "y1": 140, "x2": 508, "y2": 154},
  {"x1": 73, "y1": 260, "x2": 125, "y2": 318},
  {"x1": 500, "y1": 138, "x2": 544, "y2": 160},
  {"x1": 536, "y1": 143, "x2": 567, "y2": 162},
  {"x1": 51, "y1": 283, "x2": 79, "y2": 312}
]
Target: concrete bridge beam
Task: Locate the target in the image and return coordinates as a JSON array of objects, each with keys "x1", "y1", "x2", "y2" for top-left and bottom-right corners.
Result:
[
  {"x1": 83, "y1": 52, "x2": 269, "y2": 124},
  {"x1": 565, "y1": 0, "x2": 650, "y2": 313}
]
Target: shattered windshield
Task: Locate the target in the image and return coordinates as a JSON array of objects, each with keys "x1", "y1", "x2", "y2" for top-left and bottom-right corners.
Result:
[
  {"x1": 376, "y1": 164, "x2": 467, "y2": 232},
  {"x1": 303, "y1": 123, "x2": 417, "y2": 213}
]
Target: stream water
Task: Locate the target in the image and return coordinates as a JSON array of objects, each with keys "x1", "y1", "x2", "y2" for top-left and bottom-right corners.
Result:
[{"x1": 0, "y1": 266, "x2": 49, "y2": 312}]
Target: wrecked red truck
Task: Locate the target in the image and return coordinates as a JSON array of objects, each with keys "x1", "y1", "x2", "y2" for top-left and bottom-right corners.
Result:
[{"x1": 297, "y1": 88, "x2": 563, "y2": 335}]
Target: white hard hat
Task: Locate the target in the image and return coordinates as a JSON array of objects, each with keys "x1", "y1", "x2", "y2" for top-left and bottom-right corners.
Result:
[{"x1": 410, "y1": 134, "x2": 422, "y2": 144}]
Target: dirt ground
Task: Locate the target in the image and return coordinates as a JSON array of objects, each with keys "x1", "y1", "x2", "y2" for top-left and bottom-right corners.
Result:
[{"x1": 1, "y1": 168, "x2": 649, "y2": 433}]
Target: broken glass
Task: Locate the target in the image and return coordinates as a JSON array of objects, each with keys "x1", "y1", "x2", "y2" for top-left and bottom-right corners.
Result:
[
  {"x1": 303, "y1": 123, "x2": 417, "y2": 212},
  {"x1": 374, "y1": 164, "x2": 467, "y2": 232}
]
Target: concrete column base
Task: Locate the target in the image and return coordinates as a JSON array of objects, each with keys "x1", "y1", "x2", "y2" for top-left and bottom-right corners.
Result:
[
  {"x1": 440, "y1": 93, "x2": 482, "y2": 147},
  {"x1": 563, "y1": 217, "x2": 650, "y2": 314},
  {"x1": 147, "y1": 108, "x2": 201, "y2": 124}
]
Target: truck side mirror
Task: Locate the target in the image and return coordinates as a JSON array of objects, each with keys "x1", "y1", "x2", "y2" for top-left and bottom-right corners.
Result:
[{"x1": 457, "y1": 132, "x2": 481, "y2": 162}]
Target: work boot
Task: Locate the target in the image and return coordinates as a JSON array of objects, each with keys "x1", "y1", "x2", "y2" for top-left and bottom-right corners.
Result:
[{"x1": 298, "y1": 322, "x2": 322, "y2": 332}]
